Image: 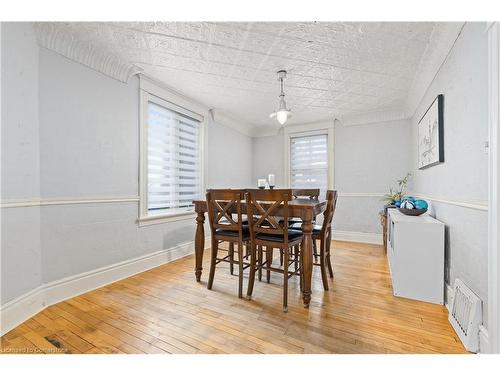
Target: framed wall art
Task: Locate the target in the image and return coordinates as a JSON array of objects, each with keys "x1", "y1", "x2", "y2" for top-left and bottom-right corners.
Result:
[{"x1": 418, "y1": 94, "x2": 444, "y2": 169}]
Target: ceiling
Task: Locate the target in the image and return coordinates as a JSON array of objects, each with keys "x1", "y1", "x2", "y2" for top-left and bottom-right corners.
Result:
[{"x1": 41, "y1": 22, "x2": 458, "y2": 130}]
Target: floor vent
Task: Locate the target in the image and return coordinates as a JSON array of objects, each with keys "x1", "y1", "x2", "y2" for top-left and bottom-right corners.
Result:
[{"x1": 448, "y1": 279, "x2": 482, "y2": 352}]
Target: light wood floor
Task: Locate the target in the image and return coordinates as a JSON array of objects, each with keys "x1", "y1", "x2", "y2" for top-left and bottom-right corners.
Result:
[{"x1": 0, "y1": 241, "x2": 466, "y2": 354}]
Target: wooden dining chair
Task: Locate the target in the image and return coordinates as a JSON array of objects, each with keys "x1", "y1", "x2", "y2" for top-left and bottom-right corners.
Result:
[
  {"x1": 206, "y1": 189, "x2": 250, "y2": 298},
  {"x1": 290, "y1": 190, "x2": 338, "y2": 290},
  {"x1": 245, "y1": 189, "x2": 303, "y2": 312},
  {"x1": 276, "y1": 188, "x2": 320, "y2": 266}
]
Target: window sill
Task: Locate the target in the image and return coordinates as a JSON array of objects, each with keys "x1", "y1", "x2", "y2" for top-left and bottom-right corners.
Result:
[{"x1": 138, "y1": 211, "x2": 196, "y2": 227}]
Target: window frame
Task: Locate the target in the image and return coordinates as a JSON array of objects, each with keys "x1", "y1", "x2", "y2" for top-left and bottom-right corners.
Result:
[
  {"x1": 139, "y1": 77, "x2": 207, "y2": 226},
  {"x1": 283, "y1": 121, "x2": 335, "y2": 192}
]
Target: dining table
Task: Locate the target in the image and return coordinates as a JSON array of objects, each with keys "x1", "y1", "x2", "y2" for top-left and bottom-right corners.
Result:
[{"x1": 192, "y1": 194, "x2": 327, "y2": 308}]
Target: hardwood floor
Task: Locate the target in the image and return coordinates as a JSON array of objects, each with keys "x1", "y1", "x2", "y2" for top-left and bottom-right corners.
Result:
[{"x1": 0, "y1": 240, "x2": 467, "y2": 354}]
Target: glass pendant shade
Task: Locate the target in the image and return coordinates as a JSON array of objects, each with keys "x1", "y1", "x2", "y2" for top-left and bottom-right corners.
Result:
[
  {"x1": 276, "y1": 110, "x2": 289, "y2": 125},
  {"x1": 269, "y1": 70, "x2": 292, "y2": 125}
]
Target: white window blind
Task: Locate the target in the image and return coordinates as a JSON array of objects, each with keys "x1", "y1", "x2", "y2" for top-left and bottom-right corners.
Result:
[
  {"x1": 290, "y1": 134, "x2": 328, "y2": 193},
  {"x1": 147, "y1": 101, "x2": 201, "y2": 214}
]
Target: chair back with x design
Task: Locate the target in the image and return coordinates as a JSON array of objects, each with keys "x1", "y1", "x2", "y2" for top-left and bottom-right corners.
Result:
[
  {"x1": 206, "y1": 189, "x2": 245, "y2": 236},
  {"x1": 246, "y1": 189, "x2": 292, "y2": 242}
]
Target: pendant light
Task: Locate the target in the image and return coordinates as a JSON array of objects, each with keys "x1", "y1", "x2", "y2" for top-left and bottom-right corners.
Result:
[{"x1": 270, "y1": 70, "x2": 292, "y2": 125}]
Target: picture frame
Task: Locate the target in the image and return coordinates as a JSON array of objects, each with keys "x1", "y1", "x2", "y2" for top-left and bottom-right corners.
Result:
[{"x1": 418, "y1": 94, "x2": 444, "y2": 169}]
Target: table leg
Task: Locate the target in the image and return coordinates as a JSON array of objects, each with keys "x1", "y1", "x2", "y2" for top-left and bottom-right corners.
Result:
[
  {"x1": 195, "y1": 211, "x2": 205, "y2": 282},
  {"x1": 301, "y1": 217, "x2": 313, "y2": 307}
]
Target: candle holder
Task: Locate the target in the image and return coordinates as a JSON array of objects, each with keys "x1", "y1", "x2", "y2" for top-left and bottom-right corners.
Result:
[{"x1": 268, "y1": 174, "x2": 275, "y2": 190}]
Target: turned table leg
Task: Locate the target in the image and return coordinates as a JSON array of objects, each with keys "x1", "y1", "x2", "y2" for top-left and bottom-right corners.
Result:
[
  {"x1": 195, "y1": 211, "x2": 206, "y2": 282},
  {"x1": 301, "y1": 216, "x2": 313, "y2": 307}
]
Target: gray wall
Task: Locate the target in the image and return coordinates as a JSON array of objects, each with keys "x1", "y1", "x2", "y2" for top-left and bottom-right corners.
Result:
[
  {"x1": 207, "y1": 119, "x2": 253, "y2": 189},
  {"x1": 252, "y1": 129, "x2": 285, "y2": 188},
  {"x1": 334, "y1": 119, "x2": 412, "y2": 234},
  {"x1": 1, "y1": 23, "x2": 42, "y2": 304},
  {"x1": 251, "y1": 120, "x2": 412, "y2": 234},
  {"x1": 409, "y1": 22, "x2": 488, "y2": 319},
  {"x1": 1, "y1": 23, "x2": 255, "y2": 303}
]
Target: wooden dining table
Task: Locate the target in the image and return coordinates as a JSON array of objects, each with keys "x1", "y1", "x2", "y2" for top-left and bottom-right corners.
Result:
[{"x1": 192, "y1": 196, "x2": 327, "y2": 308}]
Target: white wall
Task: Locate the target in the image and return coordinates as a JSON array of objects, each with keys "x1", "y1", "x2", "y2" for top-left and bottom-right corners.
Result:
[
  {"x1": 1, "y1": 23, "x2": 42, "y2": 304},
  {"x1": 207, "y1": 120, "x2": 253, "y2": 189},
  {"x1": 251, "y1": 121, "x2": 412, "y2": 235},
  {"x1": 334, "y1": 119, "x2": 412, "y2": 234},
  {"x1": 252, "y1": 129, "x2": 285, "y2": 188},
  {"x1": 1, "y1": 23, "x2": 254, "y2": 306},
  {"x1": 409, "y1": 22, "x2": 489, "y2": 319}
]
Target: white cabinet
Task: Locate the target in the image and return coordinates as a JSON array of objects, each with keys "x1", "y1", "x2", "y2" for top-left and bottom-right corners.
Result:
[{"x1": 386, "y1": 208, "x2": 445, "y2": 305}]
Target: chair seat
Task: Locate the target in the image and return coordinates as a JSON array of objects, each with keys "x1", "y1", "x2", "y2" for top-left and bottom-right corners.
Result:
[
  {"x1": 256, "y1": 229, "x2": 303, "y2": 243},
  {"x1": 289, "y1": 222, "x2": 322, "y2": 232},
  {"x1": 215, "y1": 226, "x2": 250, "y2": 239},
  {"x1": 220, "y1": 217, "x2": 249, "y2": 225}
]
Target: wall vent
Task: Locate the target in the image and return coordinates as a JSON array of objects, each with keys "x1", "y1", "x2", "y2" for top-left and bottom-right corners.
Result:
[{"x1": 448, "y1": 279, "x2": 482, "y2": 352}]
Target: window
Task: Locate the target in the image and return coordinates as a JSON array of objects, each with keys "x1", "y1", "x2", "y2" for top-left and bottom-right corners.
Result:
[
  {"x1": 289, "y1": 134, "x2": 329, "y2": 193},
  {"x1": 139, "y1": 78, "x2": 205, "y2": 224},
  {"x1": 147, "y1": 102, "x2": 201, "y2": 215}
]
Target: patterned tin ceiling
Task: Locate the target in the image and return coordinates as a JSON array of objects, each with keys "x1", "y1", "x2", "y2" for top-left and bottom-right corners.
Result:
[{"x1": 44, "y1": 22, "x2": 449, "y2": 127}]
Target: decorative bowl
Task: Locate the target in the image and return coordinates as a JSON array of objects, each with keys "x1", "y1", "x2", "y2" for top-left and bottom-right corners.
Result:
[{"x1": 398, "y1": 208, "x2": 427, "y2": 216}]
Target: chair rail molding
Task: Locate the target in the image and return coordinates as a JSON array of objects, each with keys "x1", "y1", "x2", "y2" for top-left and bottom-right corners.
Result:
[
  {"x1": 411, "y1": 193, "x2": 488, "y2": 212},
  {"x1": 0, "y1": 196, "x2": 140, "y2": 209},
  {"x1": 487, "y1": 21, "x2": 500, "y2": 354},
  {"x1": 33, "y1": 23, "x2": 143, "y2": 83}
]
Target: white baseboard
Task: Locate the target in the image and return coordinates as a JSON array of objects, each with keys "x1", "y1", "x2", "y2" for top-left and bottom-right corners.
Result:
[
  {"x1": 332, "y1": 230, "x2": 383, "y2": 245},
  {"x1": 0, "y1": 286, "x2": 46, "y2": 337},
  {"x1": 445, "y1": 283, "x2": 453, "y2": 311},
  {"x1": 0, "y1": 237, "x2": 209, "y2": 336},
  {"x1": 479, "y1": 325, "x2": 490, "y2": 353}
]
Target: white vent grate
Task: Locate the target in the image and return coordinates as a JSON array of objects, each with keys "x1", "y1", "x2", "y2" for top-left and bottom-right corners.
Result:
[{"x1": 448, "y1": 279, "x2": 482, "y2": 352}]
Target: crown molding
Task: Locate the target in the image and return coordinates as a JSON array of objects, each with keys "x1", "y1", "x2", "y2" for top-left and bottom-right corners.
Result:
[
  {"x1": 404, "y1": 22, "x2": 465, "y2": 118},
  {"x1": 339, "y1": 108, "x2": 409, "y2": 127},
  {"x1": 209, "y1": 109, "x2": 256, "y2": 138},
  {"x1": 33, "y1": 23, "x2": 143, "y2": 83}
]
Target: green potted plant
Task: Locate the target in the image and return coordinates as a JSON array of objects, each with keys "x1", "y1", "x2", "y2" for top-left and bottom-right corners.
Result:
[{"x1": 382, "y1": 173, "x2": 411, "y2": 211}]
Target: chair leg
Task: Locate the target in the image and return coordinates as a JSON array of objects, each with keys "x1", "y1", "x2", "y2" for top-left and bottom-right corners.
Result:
[
  {"x1": 283, "y1": 247, "x2": 289, "y2": 312},
  {"x1": 237, "y1": 242, "x2": 244, "y2": 298},
  {"x1": 228, "y1": 242, "x2": 234, "y2": 275},
  {"x1": 266, "y1": 246, "x2": 272, "y2": 283},
  {"x1": 246, "y1": 244, "x2": 257, "y2": 300},
  {"x1": 293, "y1": 245, "x2": 299, "y2": 272},
  {"x1": 326, "y1": 238, "x2": 334, "y2": 278},
  {"x1": 207, "y1": 238, "x2": 218, "y2": 290},
  {"x1": 258, "y1": 245, "x2": 263, "y2": 282},
  {"x1": 299, "y1": 244, "x2": 304, "y2": 292},
  {"x1": 319, "y1": 239, "x2": 329, "y2": 291},
  {"x1": 280, "y1": 250, "x2": 284, "y2": 266},
  {"x1": 313, "y1": 240, "x2": 319, "y2": 262}
]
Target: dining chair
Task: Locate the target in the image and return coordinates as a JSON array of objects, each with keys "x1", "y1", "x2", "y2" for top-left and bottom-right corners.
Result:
[
  {"x1": 245, "y1": 189, "x2": 303, "y2": 312},
  {"x1": 276, "y1": 188, "x2": 320, "y2": 266},
  {"x1": 206, "y1": 189, "x2": 250, "y2": 298},
  {"x1": 290, "y1": 190, "x2": 338, "y2": 290}
]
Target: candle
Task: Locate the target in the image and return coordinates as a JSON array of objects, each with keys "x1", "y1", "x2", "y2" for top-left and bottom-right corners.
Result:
[{"x1": 268, "y1": 174, "x2": 275, "y2": 187}]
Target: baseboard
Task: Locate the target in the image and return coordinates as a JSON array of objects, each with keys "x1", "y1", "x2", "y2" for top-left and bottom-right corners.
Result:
[
  {"x1": 0, "y1": 286, "x2": 47, "y2": 337},
  {"x1": 445, "y1": 283, "x2": 453, "y2": 311},
  {"x1": 0, "y1": 236, "x2": 209, "y2": 336},
  {"x1": 479, "y1": 325, "x2": 490, "y2": 353},
  {"x1": 332, "y1": 230, "x2": 383, "y2": 245}
]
